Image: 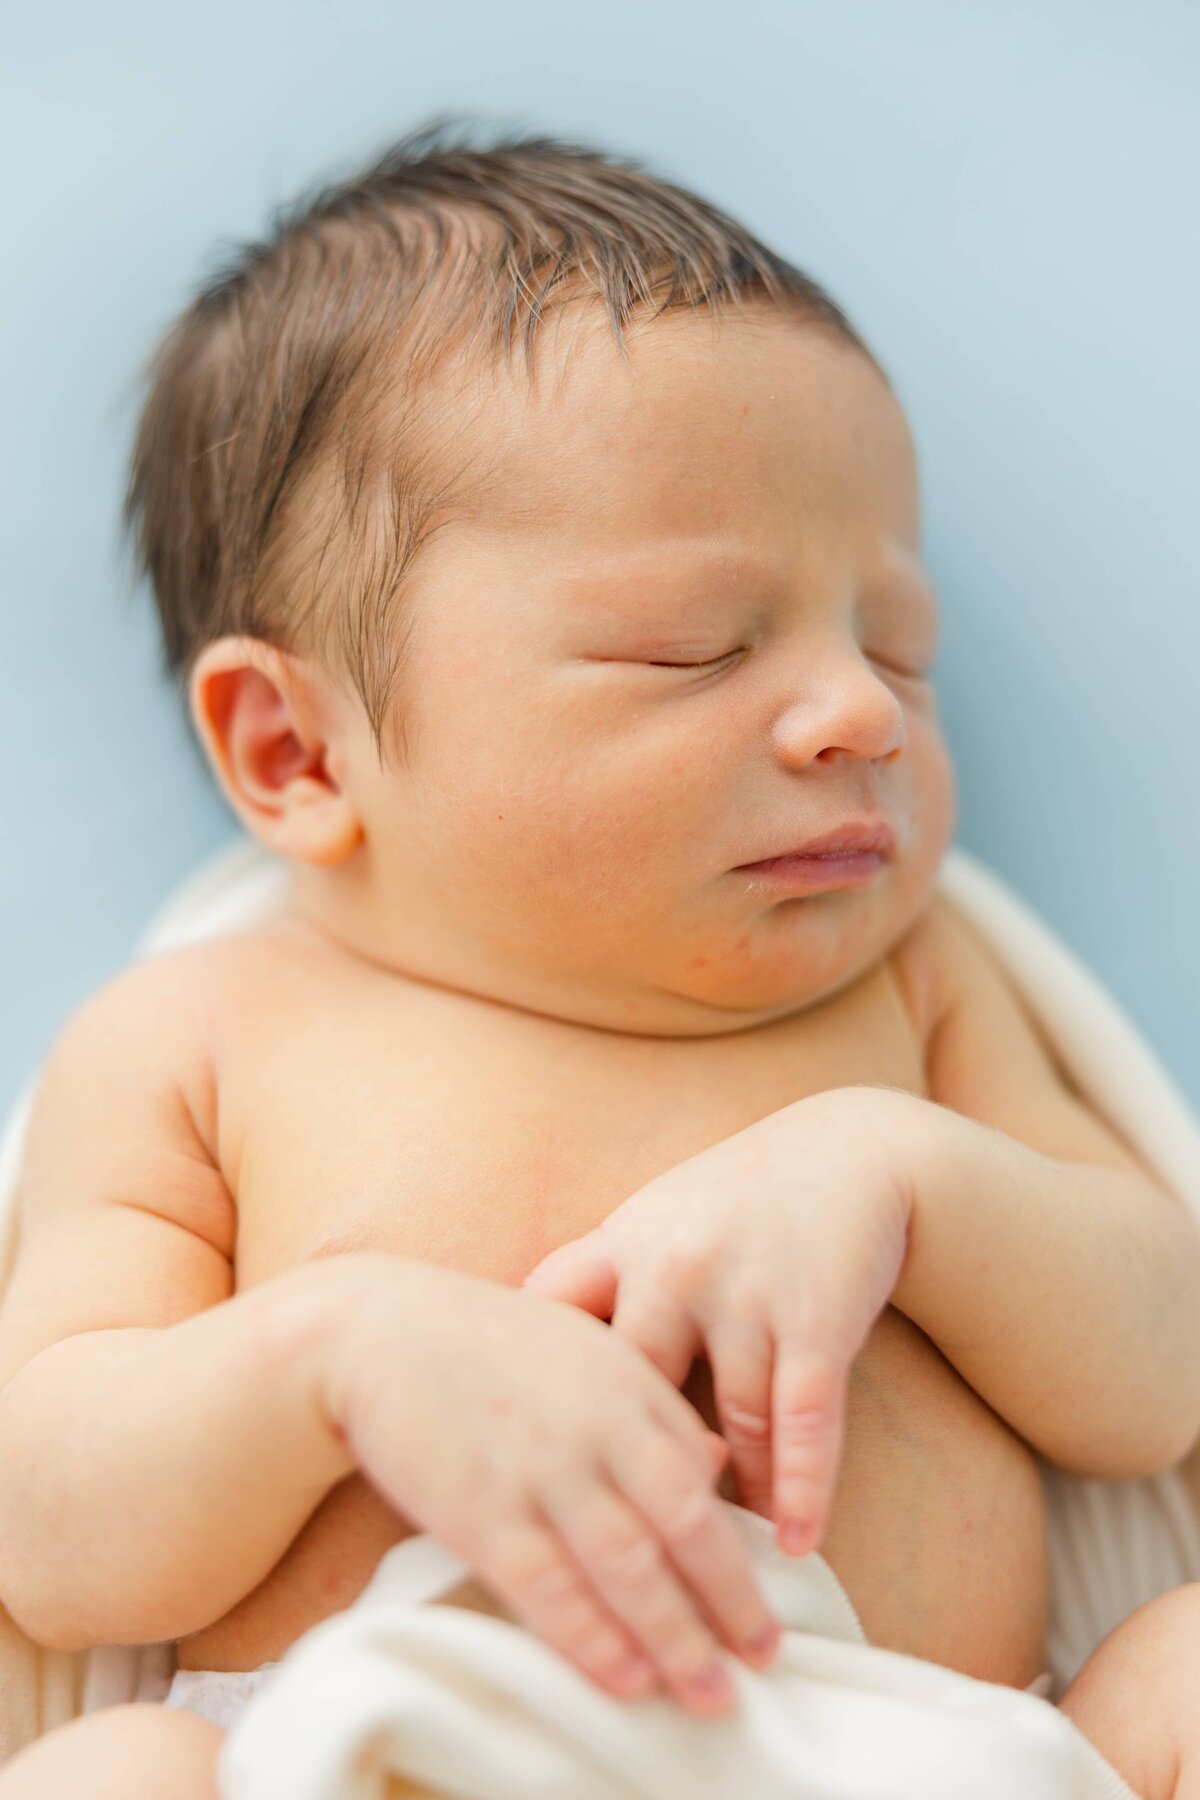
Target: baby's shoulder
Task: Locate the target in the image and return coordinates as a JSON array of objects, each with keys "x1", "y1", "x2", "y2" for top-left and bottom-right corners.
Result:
[
  {"x1": 111, "y1": 916, "x2": 309, "y2": 1017},
  {"x1": 69, "y1": 928, "x2": 284, "y2": 1035},
  {"x1": 39, "y1": 926, "x2": 294, "y2": 1161}
]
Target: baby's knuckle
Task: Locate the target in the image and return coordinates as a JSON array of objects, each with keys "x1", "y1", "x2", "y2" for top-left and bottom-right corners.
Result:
[
  {"x1": 721, "y1": 1402, "x2": 772, "y2": 1442},
  {"x1": 660, "y1": 1484, "x2": 718, "y2": 1551},
  {"x1": 553, "y1": 1598, "x2": 610, "y2": 1653},
  {"x1": 486, "y1": 1530, "x2": 571, "y2": 1605},
  {"x1": 726, "y1": 1270, "x2": 773, "y2": 1315},
  {"x1": 521, "y1": 1553, "x2": 590, "y2": 1614},
  {"x1": 597, "y1": 1530, "x2": 664, "y2": 1592},
  {"x1": 658, "y1": 1242, "x2": 716, "y2": 1293},
  {"x1": 777, "y1": 1404, "x2": 834, "y2": 1439},
  {"x1": 552, "y1": 1597, "x2": 624, "y2": 1666},
  {"x1": 477, "y1": 1475, "x2": 538, "y2": 1538},
  {"x1": 521, "y1": 1413, "x2": 568, "y2": 1461},
  {"x1": 660, "y1": 1393, "x2": 713, "y2": 1445}
]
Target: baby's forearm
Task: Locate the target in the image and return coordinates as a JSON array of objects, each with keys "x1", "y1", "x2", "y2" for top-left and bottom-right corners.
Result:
[
  {"x1": 0, "y1": 1257, "x2": 375, "y2": 1652},
  {"x1": 888, "y1": 1099, "x2": 1200, "y2": 1479}
]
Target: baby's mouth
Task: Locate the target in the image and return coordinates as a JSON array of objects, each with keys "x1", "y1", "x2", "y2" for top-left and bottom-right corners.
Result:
[{"x1": 733, "y1": 819, "x2": 896, "y2": 890}]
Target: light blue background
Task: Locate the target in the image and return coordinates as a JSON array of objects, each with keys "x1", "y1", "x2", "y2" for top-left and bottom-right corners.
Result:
[{"x1": 2, "y1": 1, "x2": 1197, "y2": 1125}]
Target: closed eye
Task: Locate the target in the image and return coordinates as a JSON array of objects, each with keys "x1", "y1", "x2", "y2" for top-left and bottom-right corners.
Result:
[
  {"x1": 613, "y1": 648, "x2": 931, "y2": 679},
  {"x1": 643, "y1": 648, "x2": 745, "y2": 672}
]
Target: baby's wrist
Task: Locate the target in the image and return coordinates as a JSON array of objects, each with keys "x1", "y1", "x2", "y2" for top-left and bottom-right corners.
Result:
[
  {"x1": 787, "y1": 1082, "x2": 929, "y2": 1201},
  {"x1": 249, "y1": 1252, "x2": 414, "y2": 1486}
]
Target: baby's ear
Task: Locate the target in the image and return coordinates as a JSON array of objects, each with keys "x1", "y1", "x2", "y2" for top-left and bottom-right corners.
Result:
[{"x1": 188, "y1": 637, "x2": 363, "y2": 866}]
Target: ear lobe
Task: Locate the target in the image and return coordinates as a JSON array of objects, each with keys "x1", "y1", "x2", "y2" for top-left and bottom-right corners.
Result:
[{"x1": 189, "y1": 638, "x2": 364, "y2": 867}]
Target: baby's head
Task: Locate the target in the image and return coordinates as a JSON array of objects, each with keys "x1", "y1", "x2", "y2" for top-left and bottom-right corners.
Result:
[{"x1": 126, "y1": 118, "x2": 955, "y2": 1036}]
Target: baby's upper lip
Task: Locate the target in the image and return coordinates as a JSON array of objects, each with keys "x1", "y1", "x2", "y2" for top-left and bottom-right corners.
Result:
[{"x1": 735, "y1": 819, "x2": 898, "y2": 867}]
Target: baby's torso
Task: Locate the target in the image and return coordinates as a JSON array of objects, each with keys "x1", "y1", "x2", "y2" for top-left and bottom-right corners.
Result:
[{"x1": 175, "y1": 904, "x2": 1047, "y2": 1686}]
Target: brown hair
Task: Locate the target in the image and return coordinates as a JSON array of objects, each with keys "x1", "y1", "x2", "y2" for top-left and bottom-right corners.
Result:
[{"x1": 124, "y1": 114, "x2": 882, "y2": 764}]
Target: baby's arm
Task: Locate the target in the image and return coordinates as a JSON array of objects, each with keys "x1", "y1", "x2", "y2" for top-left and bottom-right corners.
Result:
[
  {"x1": 0, "y1": 958, "x2": 366, "y2": 1649},
  {"x1": 887, "y1": 895, "x2": 1200, "y2": 1479},
  {"x1": 528, "y1": 896, "x2": 1200, "y2": 1548},
  {"x1": 0, "y1": 958, "x2": 777, "y2": 1710}
]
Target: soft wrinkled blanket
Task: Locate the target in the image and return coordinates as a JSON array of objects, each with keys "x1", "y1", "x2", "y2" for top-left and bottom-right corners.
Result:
[
  {"x1": 2, "y1": 840, "x2": 1199, "y2": 1790},
  {"x1": 221, "y1": 1502, "x2": 1139, "y2": 1800}
]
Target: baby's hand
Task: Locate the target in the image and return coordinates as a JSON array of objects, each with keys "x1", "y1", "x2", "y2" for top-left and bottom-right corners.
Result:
[
  {"x1": 523, "y1": 1089, "x2": 913, "y2": 1558},
  {"x1": 320, "y1": 1258, "x2": 781, "y2": 1715}
]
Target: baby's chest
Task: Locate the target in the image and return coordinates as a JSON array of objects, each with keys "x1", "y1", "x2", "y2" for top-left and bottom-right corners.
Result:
[{"x1": 220, "y1": 950, "x2": 929, "y2": 1295}]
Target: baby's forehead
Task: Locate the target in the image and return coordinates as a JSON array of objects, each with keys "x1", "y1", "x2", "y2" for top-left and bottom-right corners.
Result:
[{"x1": 429, "y1": 305, "x2": 922, "y2": 581}]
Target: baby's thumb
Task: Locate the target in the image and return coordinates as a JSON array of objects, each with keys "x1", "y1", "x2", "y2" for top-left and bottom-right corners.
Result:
[{"x1": 522, "y1": 1234, "x2": 619, "y2": 1319}]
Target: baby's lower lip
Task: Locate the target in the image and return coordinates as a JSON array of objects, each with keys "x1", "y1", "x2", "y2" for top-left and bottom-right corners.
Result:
[{"x1": 735, "y1": 851, "x2": 885, "y2": 891}]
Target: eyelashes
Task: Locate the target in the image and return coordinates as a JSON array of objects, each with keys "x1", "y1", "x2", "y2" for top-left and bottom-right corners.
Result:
[
  {"x1": 643, "y1": 650, "x2": 745, "y2": 672},
  {"x1": 641, "y1": 649, "x2": 932, "y2": 681}
]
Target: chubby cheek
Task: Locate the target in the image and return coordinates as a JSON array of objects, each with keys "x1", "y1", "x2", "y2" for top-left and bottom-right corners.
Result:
[
  {"x1": 430, "y1": 753, "x2": 673, "y2": 924},
  {"x1": 410, "y1": 687, "x2": 956, "y2": 995},
  {"x1": 666, "y1": 723, "x2": 957, "y2": 1006}
]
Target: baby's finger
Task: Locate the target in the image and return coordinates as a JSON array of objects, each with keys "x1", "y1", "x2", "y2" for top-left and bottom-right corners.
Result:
[
  {"x1": 771, "y1": 1343, "x2": 848, "y2": 1556},
  {"x1": 522, "y1": 1235, "x2": 618, "y2": 1319},
  {"x1": 605, "y1": 1421, "x2": 781, "y2": 1678},
  {"x1": 481, "y1": 1510, "x2": 660, "y2": 1703},
  {"x1": 542, "y1": 1463, "x2": 741, "y2": 1715},
  {"x1": 610, "y1": 1277, "x2": 701, "y2": 1391},
  {"x1": 706, "y1": 1316, "x2": 775, "y2": 1516},
  {"x1": 648, "y1": 1389, "x2": 729, "y2": 1479}
]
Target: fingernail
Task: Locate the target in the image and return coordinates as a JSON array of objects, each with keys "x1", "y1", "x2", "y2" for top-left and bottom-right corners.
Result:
[
  {"x1": 686, "y1": 1662, "x2": 735, "y2": 1709},
  {"x1": 743, "y1": 1622, "x2": 781, "y2": 1665}
]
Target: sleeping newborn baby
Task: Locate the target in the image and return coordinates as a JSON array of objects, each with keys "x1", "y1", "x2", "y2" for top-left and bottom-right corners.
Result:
[{"x1": 2, "y1": 124, "x2": 1200, "y2": 1800}]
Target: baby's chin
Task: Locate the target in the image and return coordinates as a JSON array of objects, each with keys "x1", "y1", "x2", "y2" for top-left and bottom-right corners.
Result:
[
  {"x1": 657, "y1": 886, "x2": 909, "y2": 1017},
  {"x1": 587, "y1": 959, "x2": 875, "y2": 1040},
  {"x1": 664, "y1": 959, "x2": 875, "y2": 1025}
]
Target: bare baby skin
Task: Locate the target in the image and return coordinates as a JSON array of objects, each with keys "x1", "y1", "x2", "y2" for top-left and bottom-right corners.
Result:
[{"x1": 163, "y1": 309, "x2": 1045, "y2": 1684}]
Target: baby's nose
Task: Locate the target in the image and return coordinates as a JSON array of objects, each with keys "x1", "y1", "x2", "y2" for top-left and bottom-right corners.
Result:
[{"x1": 771, "y1": 664, "x2": 907, "y2": 768}]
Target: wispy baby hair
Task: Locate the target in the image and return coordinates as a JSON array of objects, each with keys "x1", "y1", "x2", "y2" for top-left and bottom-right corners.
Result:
[{"x1": 124, "y1": 113, "x2": 880, "y2": 764}]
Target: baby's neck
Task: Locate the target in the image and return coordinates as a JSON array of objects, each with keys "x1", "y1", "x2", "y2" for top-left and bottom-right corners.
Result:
[{"x1": 282, "y1": 861, "x2": 855, "y2": 1042}]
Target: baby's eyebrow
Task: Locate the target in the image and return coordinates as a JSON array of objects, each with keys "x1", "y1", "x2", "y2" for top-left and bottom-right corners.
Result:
[
  {"x1": 547, "y1": 543, "x2": 782, "y2": 610},
  {"x1": 547, "y1": 540, "x2": 935, "y2": 616}
]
